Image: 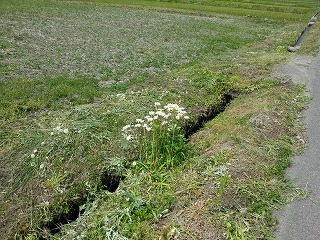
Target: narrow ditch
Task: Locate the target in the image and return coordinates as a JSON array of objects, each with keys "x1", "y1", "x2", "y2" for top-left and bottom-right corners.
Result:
[
  {"x1": 37, "y1": 173, "x2": 123, "y2": 238},
  {"x1": 184, "y1": 94, "x2": 233, "y2": 138},
  {"x1": 100, "y1": 171, "x2": 124, "y2": 192},
  {"x1": 288, "y1": 11, "x2": 320, "y2": 52},
  {"x1": 35, "y1": 93, "x2": 234, "y2": 238},
  {"x1": 39, "y1": 195, "x2": 87, "y2": 238}
]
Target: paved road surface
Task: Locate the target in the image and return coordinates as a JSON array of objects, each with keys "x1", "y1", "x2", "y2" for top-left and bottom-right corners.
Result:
[{"x1": 274, "y1": 52, "x2": 320, "y2": 240}]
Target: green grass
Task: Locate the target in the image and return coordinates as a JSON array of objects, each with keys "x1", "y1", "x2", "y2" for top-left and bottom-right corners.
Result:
[
  {"x1": 69, "y1": 0, "x2": 319, "y2": 20},
  {"x1": 47, "y1": 82, "x2": 309, "y2": 240},
  {"x1": 0, "y1": 0, "x2": 317, "y2": 239},
  {"x1": 0, "y1": 77, "x2": 101, "y2": 118}
]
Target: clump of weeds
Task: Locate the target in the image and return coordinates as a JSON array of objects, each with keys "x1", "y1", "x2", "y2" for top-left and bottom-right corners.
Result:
[{"x1": 121, "y1": 102, "x2": 189, "y2": 170}]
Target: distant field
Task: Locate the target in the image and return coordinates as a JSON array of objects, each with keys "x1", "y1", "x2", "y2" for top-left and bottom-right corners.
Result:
[
  {"x1": 0, "y1": 0, "x2": 318, "y2": 239},
  {"x1": 72, "y1": 0, "x2": 319, "y2": 20},
  {"x1": 0, "y1": 0, "x2": 274, "y2": 82}
]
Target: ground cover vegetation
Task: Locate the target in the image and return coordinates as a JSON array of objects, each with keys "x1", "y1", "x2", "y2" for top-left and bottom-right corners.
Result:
[
  {"x1": 0, "y1": 0, "x2": 319, "y2": 239},
  {"x1": 72, "y1": 0, "x2": 317, "y2": 20}
]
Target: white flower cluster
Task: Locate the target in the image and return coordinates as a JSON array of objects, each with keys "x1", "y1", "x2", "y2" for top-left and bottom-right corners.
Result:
[
  {"x1": 51, "y1": 125, "x2": 69, "y2": 135},
  {"x1": 122, "y1": 102, "x2": 189, "y2": 141}
]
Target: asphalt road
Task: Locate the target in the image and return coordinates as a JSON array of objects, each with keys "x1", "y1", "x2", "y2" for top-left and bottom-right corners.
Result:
[{"x1": 274, "y1": 52, "x2": 320, "y2": 240}]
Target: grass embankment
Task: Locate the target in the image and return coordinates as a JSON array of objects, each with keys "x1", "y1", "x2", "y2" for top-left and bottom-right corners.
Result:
[{"x1": 0, "y1": 0, "x2": 319, "y2": 239}]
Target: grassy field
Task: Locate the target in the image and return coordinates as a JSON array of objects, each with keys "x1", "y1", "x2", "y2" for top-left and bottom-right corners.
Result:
[
  {"x1": 71, "y1": 0, "x2": 317, "y2": 20},
  {"x1": 0, "y1": 0, "x2": 319, "y2": 239}
]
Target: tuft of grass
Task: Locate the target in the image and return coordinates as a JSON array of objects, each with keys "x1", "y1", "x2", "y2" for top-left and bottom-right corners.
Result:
[
  {"x1": 121, "y1": 102, "x2": 189, "y2": 170},
  {"x1": 0, "y1": 77, "x2": 101, "y2": 118}
]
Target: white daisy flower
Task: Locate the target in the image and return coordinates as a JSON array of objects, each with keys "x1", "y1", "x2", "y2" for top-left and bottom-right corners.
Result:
[
  {"x1": 122, "y1": 125, "x2": 131, "y2": 131},
  {"x1": 156, "y1": 110, "x2": 166, "y2": 117},
  {"x1": 163, "y1": 113, "x2": 171, "y2": 119},
  {"x1": 161, "y1": 121, "x2": 168, "y2": 125},
  {"x1": 146, "y1": 117, "x2": 153, "y2": 122},
  {"x1": 126, "y1": 135, "x2": 133, "y2": 141}
]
